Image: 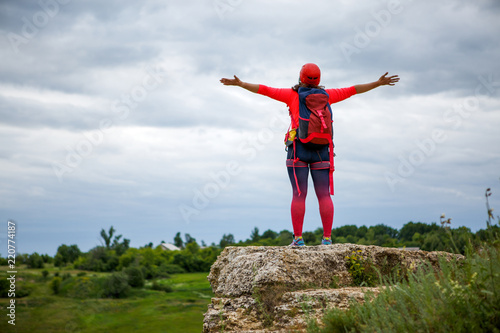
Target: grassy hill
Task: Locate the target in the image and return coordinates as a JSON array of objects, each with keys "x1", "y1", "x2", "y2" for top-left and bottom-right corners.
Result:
[{"x1": 0, "y1": 265, "x2": 213, "y2": 332}]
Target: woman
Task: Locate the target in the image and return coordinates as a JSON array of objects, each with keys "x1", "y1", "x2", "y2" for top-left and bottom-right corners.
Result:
[{"x1": 220, "y1": 63, "x2": 399, "y2": 246}]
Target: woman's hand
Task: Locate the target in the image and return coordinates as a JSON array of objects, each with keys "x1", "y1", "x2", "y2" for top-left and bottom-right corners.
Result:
[
  {"x1": 355, "y1": 72, "x2": 399, "y2": 94},
  {"x1": 220, "y1": 75, "x2": 259, "y2": 93},
  {"x1": 220, "y1": 75, "x2": 242, "y2": 86},
  {"x1": 377, "y1": 72, "x2": 400, "y2": 86}
]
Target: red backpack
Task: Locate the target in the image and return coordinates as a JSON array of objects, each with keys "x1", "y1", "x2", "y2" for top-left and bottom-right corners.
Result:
[
  {"x1": 287, "y1": 87, "x2": 335, "y2": 195},
  {"x1": 297, "y1": 87, "x2": 333, "y2": 146}
]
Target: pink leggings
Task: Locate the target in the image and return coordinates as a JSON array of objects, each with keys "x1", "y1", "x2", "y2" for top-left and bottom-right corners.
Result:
[{"x1": 287, "y1": 165, "x2": 333, "y2": 238}]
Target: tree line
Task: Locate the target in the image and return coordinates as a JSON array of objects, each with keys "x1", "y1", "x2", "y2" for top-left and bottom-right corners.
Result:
[
  {"x1": 3, "y1": 217, "x2": 499, "y2": 278},
  {"x1": 4, "y1": 227, "x2": 220, "y2": 277},
  {"x1": 222, "y1": 218, "x2": 498, "y2": 254}
]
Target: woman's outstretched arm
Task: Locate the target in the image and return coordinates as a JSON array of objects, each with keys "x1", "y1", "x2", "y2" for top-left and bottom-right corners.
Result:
[
  {"x1": 354, "y1": 72, "x2": 399, "y2": 94},
  {"x1": 220, "y1": 75, "x2": 259, "y2": 93}
]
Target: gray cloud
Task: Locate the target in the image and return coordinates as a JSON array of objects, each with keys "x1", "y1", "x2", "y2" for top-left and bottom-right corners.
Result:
[{"x1": 0, "y1": 0, "x2": 499, "y2": 255}]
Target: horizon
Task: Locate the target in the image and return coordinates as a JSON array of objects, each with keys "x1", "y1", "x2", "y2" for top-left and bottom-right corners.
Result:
[{"x1": 2, "y1": 218, "x2": 494, "y2": 257}]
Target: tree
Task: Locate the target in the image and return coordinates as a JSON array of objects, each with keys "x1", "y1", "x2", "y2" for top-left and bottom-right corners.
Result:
[
  {"x1": 26, "y1": 252, "x2": 44, "y2": 269},
  {"x1": 100, "y1": 226, "x2": 116, "y2": 249},
  {"x1": 422, "y1": 231, "x2": 443, "y2": 252},
  {"x1": 278, "y1": 230, "x2": 293, "y2": 246},
  {"x1": 185, "y1": 233, "x2": 196, "y2": 245},
  {"x1": 41, "y1": 254, "x2": 53, "y2": 264},
  {"x1": 399, "y1": 222, "x2": 439, "y2": 242},
  {"x1": 302, "y1": 231, "x2": 317, "y2": 244},
  {"x1": 186, "y1": 242, "x2": 200, "y2": 254},
  {"x1": 54, "y1": 244, "x2": 81, "y2": 267},
  {"x1": 370, "y1": 224, "x2": 398, "y2": 239},
  {"x1": 174, "y1": 232, "x2": 184, "y2": 249},
  {"x1": 112, "y1": 237, "x2": 130, "y2": 256},
  {"x1": 334, "y1": 225, "x2": 358, "y2": 238},
  {"x1": 99, "y1": 226, "x2": 129, "y2": 255},
  {"x1": 220, "y1": 233, "x2": 235, "y2": 248},
  {"x1": 356, "y1": 226, "x2": 368, "y2": 239},
  {"x1": 250, "y1": 227, "x2": 260, "y2": 242},
  {"x1": 261, "y1": 229, "x2": 278, "y2": 240},
  {"x1": 86, "y1": 246, "x2": 108, "y2": 271}
]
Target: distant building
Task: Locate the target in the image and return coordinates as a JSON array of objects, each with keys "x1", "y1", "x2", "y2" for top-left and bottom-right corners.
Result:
[{"x1": 160, "y1": 242, "x2": 181, "y2": 251}]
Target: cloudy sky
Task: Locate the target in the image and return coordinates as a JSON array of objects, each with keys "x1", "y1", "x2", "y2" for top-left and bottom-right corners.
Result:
[{"x1": 1, "y1": 0, "x2": 499, "y2": 256}]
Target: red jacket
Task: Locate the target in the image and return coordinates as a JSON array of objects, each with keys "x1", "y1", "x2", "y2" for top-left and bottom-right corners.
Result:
[{"x1": 257, "y1": 85, "x2": 357, "y2": 127}]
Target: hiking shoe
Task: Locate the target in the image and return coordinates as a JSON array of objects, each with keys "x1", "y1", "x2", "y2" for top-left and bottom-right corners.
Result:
[
  {"x1": 321, "y1": 237, "x2": 333, "y2": 245},
  {"x1": 289, "y1": 237, "x2": 305, "y2": 247}
]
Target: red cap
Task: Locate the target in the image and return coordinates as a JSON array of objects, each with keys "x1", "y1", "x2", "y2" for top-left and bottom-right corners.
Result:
[{"x1": 299, "y1": 63, "x2": 321, "y2": 86}]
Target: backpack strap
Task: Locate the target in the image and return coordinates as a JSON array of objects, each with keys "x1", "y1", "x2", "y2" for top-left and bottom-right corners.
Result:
[
  {"x1": 284, "y1": 140, "x2": 305, "y2": 196},
  {"x1": 283, "y1": 107, "x2": 303, "y2": 196},
  {"x1": 328, "y1": 140, "x2": 335, "y2": 195},
  {"x1": 310, "y1": 161, "x2": 329, "y2": 170},
  {"x1": 292, "y1": 140, "x2": 302, "y2": 196}
]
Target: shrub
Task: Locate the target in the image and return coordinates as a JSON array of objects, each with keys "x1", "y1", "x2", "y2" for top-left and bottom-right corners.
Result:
[
  {"x1": 15, "y1": 282, "x2": 32, "y2": 298},
  {"x1": 75, "y1": 246, "x2": 120, "y2": 272},
  {"x1": 103, "y1": 272, "x2": 130, "y2": 298},
  {"x1": 140, "y1": 265, "x2": 159, "y2": 280},
  {"x1": 27, "y1": 252, "x2": 44, "y2": 269},
  {"x1": 344, "y1": 250, "x2": 377, "y2": 287},
  {"x1": 124, "y1": 266, "x2": 145, "y2": 288},
  {"x1": 158, "y1": 263, "x2": 185, "y2": 275},
  {"x1": 60, "y1": 276, "x2": 103, "y2": 299},
  {"x1": 0, "y1": 278, "x2": 10, "y2": 297},
  {"x1": 51, "y1": 277, "x2": 62, "y2": 295},
  {"x1": 173, "y1": 251, "x2": 212, "y2": 272},
  {"x1": 151, "y1": 280, "x2": 173, "y2": 293}
]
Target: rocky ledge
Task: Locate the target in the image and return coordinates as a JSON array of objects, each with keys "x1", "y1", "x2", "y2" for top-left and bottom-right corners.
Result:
[{"x1": 203, "y1": 244, "x2": 463, "y2": 333}]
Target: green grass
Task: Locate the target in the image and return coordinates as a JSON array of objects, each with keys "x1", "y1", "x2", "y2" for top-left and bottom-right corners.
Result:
[
  {"x1": 307, "y1": 242, "x2": 500, "y2": 333},
  {"x1": 0, "y1": 266, "x2": 213, "y2": 333}
]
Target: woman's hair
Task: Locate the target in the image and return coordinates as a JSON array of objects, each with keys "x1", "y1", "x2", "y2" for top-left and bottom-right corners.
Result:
[{"x1": 292, "y1": 82, "x2": 325, "y2": 91}]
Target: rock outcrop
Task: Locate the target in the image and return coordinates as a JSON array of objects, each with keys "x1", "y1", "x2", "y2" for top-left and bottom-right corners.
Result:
[{"x1": 203, "y1": 244, "x2": 463, "y2": 333}]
